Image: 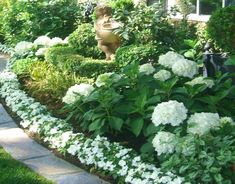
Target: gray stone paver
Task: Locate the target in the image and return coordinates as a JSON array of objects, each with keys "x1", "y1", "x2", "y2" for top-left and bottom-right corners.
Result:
[
  {"x1": 0, "y1": 53, "x2": 109, "y2": 184},
  {"x1": 23, "y1": 155, "x2": 83, "y2": 176},
  {"x1": 0, "y1": 104, "x2": 13, "y2": 123},
  {"x1": 0, "y1": 127, "x2": 51, "y2": 160}
]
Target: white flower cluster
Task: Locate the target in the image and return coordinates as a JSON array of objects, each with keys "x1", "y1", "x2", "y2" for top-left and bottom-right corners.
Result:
[
  {"x1": 185, "y1": 76, "x2": 214, "y2": 88},
  {"x1": 34, "y1": 35, "x2": 67, "y2": 47},
  {"x1": 153, "y1": 69, "x2": 171, "y2": 81},
  {"x1": 158, "y1": 51, "x2": 198, "y2": 78},
  {"x1": 152, "y1": 100, "x2": 188, "y2": 127},
  {"x1": 62, "y1": 83, "x2": 94, "y2": 104},
  {"x1": 152, "y1": 131, "x2": 177, "y2": 156},
  {"x1": 35, "y1": 48, "x2": 48, "y2": 57},
  {"x1": 14, "y1": 41, "x2": 34, "y2": 55},
  {"x1": 0, "y1": 70, "x2": 184, "y2": 184},
  {"x1": 139, "y1": 63, "x2": 155, "y2": 75},
  {"x1": 95, "y1": 72, "x2": 121, "y2": 87},
  {"x1": 187, "y1": 112, "x2": 220, "y2": 136},
  {"x1": 158, "y1": 51, "x2": 184, "y2": 69},
  {"x1": 171, "y1": 58, "x2": 198, "y2": 78}
]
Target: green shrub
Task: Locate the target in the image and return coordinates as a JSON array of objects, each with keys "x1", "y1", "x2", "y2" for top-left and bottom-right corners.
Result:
[
  {"x1": 45, "y1": 46, "x2": 78, "y2": 65},
  {"x1": 68, "y1": 23, "x2": 104, "y2": 59},
  {"x1": 115, "y1": 44, "x2": 166, "y2": 67},
  {"x1": 73, "y1": 58, "x2": 117, "y2": 78},
  {"x1": 28, "y1": 61, "x2": 93, "y2": 99},
  {"x1": 45, "y1": 45, "x2": 117, "y2": 78},
  {"x1": 12, "y1": 58, "x2": 36, "y2": 76},
  {"x1": 207, "y1": 6, "x2": 235, "y2": 54},
  {"x1": 1, "y1": 0, "x2": 79, "y2": 45}
]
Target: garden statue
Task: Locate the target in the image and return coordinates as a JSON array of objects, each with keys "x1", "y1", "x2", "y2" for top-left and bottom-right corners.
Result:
[{"x1": 94, "y1": 4, "x2": 121, "y2": 60}]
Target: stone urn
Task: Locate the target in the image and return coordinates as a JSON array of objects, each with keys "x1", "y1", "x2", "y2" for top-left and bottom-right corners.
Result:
[{"x1": 94, "y1": 5, "x2": 121, "y2": 60}]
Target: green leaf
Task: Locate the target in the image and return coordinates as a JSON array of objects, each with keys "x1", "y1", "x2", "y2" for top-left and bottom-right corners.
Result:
[
  {"x1": 140, "y1": 142, "x2": 154, "y2": 154},
  {"x1": 225, "y1": 55, "x2": 235, "y2": 66},
  {"x1": 88, "y1": 118, "x2": 104, "y2": 131},
  {"x1": 109, "y1": 116, "x2": 124, "y2": 131},
  {"x1": 143, "y1": 123, "x2": 159, "y2": 136},
  {"x1": 130, "y1": 117, "x2": 144, "y2": 136},
  {"x1": 146, "y1": 96, "x2": 161, "y2": 105}
]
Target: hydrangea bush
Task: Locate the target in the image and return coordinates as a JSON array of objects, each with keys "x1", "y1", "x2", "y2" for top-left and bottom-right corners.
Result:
[{"x1": 0, "y1": 70, "x2": 184, "y2": 184}]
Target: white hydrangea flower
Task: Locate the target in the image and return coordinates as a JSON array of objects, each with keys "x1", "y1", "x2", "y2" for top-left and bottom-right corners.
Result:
[
  {"x1": 187, "y1": 112, "x2": 220, "y2": 136},
  {"x1": 153, "y1": 69, "x2": 171, "y2": 81},
  {"x1": 185, "y1": 76, "x2": 214, "y2": 88},
  {"x1": 34, "y1": 36, "x2": 51, "y2": 46},
  {"x1": 152, "y1": 131, "x2": 177, "y2": 156},
  {"x1": 95, "y1": 72, "x2": 121, "y2": 87},
  {"x1": 62, "y1": 83, "x2": 94, "y2": 104},
  {"x1": 133, "y1": 0, "x2": 146, "y2": 7},
  {"x1": 35, "y1": 47, "x2": 48, "y2": 56},
  {"x1": 220, "y1": 117, "x2": 234, "y2": 125},
  {"x1": 158, "y1": 51, "x2": 184, "y2": 69},
  {"x1": 152, "y1": 100, "x2": 188, "y2": 127},
  {"x1": 139, "y1": 63, "x2": 155, "y2": 75},
  {"x1": 49, "y1": 37, "x2": 64, "y2": 46},
  {"x1": 63, "y1": 37, "x2": 69, "y2": 44},
  {"x1": 172, "y1": 58, "x2": 198, "y2": 78},
  {"x1": 14, "y1": 41, "x2": 34, "y2": 55}
]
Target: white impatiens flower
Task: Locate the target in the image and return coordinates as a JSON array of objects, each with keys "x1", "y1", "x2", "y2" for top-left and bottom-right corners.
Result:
[
  {"x1": 185, "y1": 76, "x2": 214, "y2": 88},
  {"x1": 62, "y1": 83, "x2": 94, "y2": 104},
  {"x1": 152, "y1": 100, "x2": 188, "y2": 127},
  {"x1": 49, "y1": 37, "x2": 64, "y2": 46},
  {"x1": 158, "y1": 51, "x2": 184, "y2": 69},
  {"x1": 35, "y1": 47, "x2": 48, "y2": 56},
  {"x1": 152, "y1": 131, "x2": 177, "y2": 156},
  {"x1": 139, "y1": 63, "x2": 155, "y2": 75},
  {"x1": 95, "y1": 72, "x2": 121, "y2": 87},
  {"x1": 34, "y1": 35, "x2": 51, "y2": 46},
  {"x1": 153, "y1": 69, "x2": 171, "y2": 81},
  {"x1": 14, "y1": 41, "x2": 34, "y2": 55},
  {"x1": 172, "y1": 58, "x2": 198, "y2": 78},
  {"x1": 187, "y1": 112, "x2": 220, "y2": 136}
]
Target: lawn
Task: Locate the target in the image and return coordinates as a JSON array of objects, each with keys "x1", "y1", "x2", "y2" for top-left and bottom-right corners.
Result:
[{"x1": 0, "y1": 147, "x2": 54, "y2": 184}]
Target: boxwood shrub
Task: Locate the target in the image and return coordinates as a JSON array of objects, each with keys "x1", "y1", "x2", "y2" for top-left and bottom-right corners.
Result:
[
  {"x1": 207, "y1": 6, "x2": 235, "y2": 54},
  {"x1": 115, "y1": 44, "x2": 166, "y2": 67},
  {"x1": 68, "y1": 23, "x2": 104, "y2": 59}
]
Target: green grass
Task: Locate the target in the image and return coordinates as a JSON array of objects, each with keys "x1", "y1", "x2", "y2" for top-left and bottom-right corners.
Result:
[{"x1": 0, "y1": 147, "x2": 54, "y2": 184}]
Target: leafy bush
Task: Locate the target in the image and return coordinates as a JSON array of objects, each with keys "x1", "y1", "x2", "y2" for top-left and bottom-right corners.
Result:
[
  {"x1": 207, "y1": 6, "x2": 235, "y2": 54},
  {"x1": 113, "y1": 3, "x2": 176, "y2": 47},
  {"x1": 1, "y1": 0, "x2": 79, "y2": 45},
  {"x1": 45, "y1": 46, "x2": 78, "y2": 65},
  {"x1": 115, "y1": 44, "x2": 166, "y2": 67},
  {"x1": 26, "y1": 61, "x2": 93, "y2": 100},
  {"x1": 73, "y1": 58, "x2": 117, "y2": 78},
  {"x1": 68, "y1": 23, "x2": 104, "y2": 59},
  {"x1": 12, "y1": 58, "x2": 36, "y2": 76},
  {"x1": 45, "y1": 46, "x2": 116, "y2": 77}
]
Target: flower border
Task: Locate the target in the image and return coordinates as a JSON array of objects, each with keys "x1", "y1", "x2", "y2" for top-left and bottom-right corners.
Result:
[{"x1": 0, "y1": 69, "x2": 184, "y2": 184}]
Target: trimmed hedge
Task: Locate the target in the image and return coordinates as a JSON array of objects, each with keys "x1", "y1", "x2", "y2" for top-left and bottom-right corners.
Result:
[
  {"x1": 73, "y1": 58, "x2": 117, "y2": 78},
  {"x1": 115, "y1": 44, "x2": 166, "y2": 67},
  {"x1": 45, "y1": 46, "x2": 78, "y2": 65},
  {"x1": 45, "y1": 46, "x2": 117, "y2": 78}
]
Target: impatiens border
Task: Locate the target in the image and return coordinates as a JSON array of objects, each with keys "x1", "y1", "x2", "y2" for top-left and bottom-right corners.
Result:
[{"x1": 0, "y1": 70, "x2": 184, "y2": 184}]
